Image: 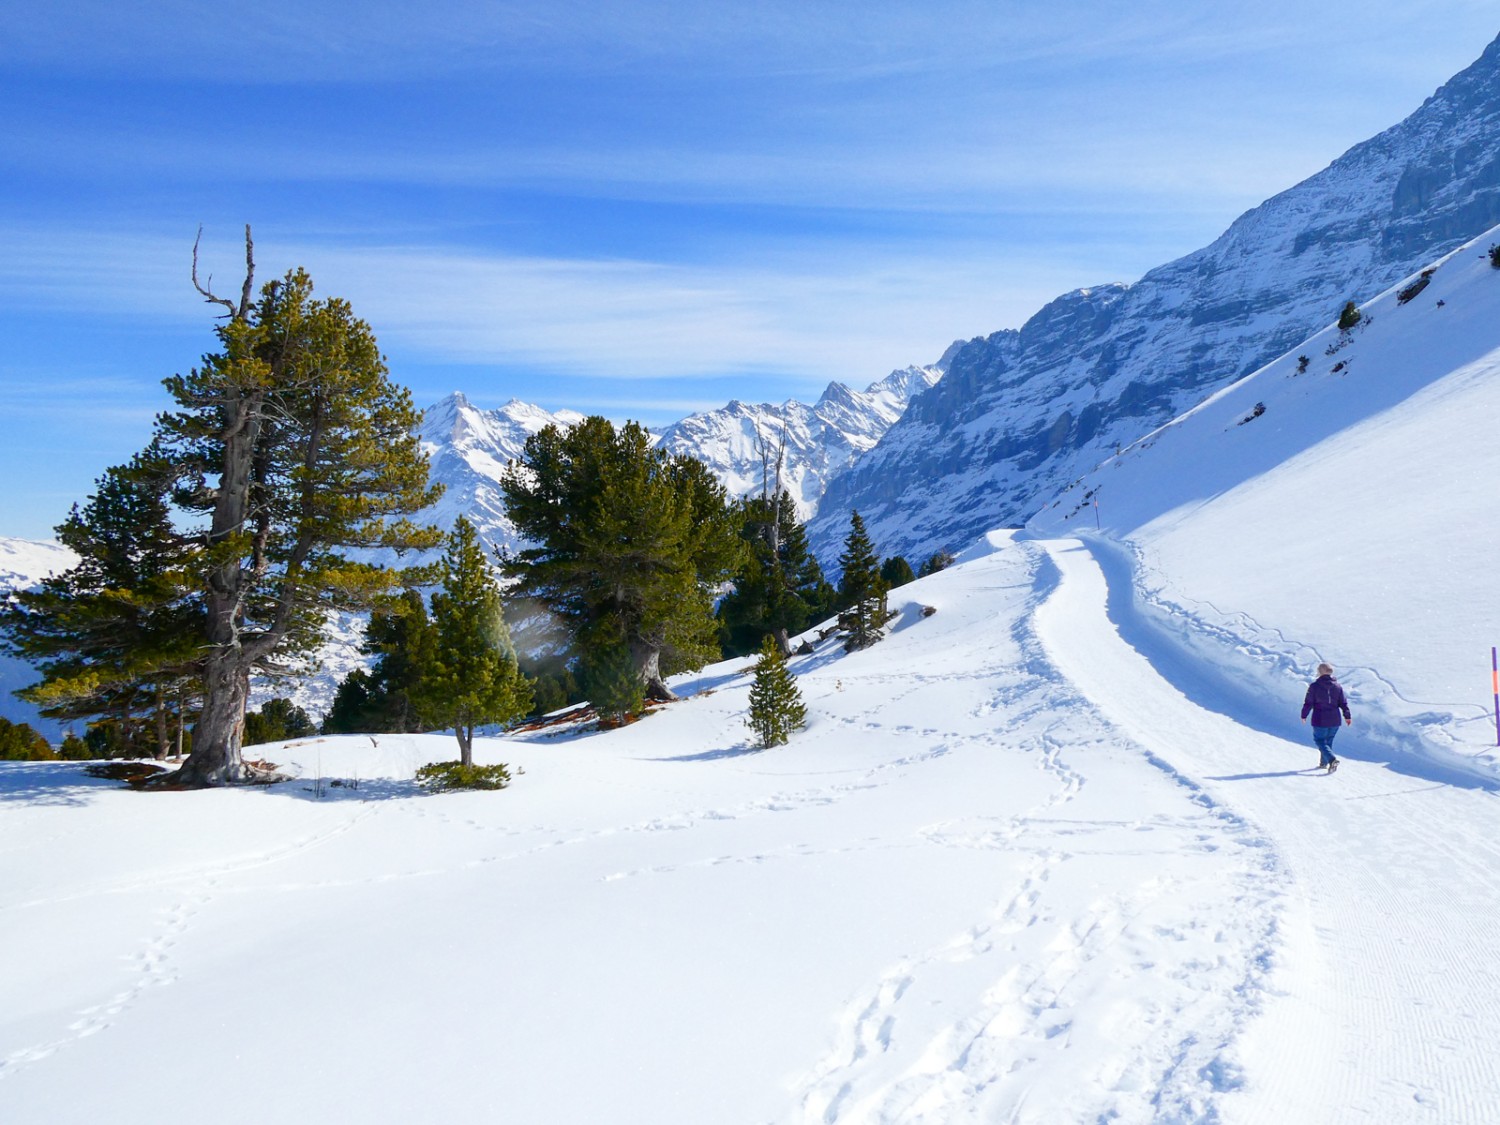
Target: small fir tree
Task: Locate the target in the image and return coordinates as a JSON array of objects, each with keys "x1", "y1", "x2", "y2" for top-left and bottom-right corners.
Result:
[
  {"x1": 836, "y1": 511, "x2": 891, "y2": 651},
  {"x1": 1337, "y1": 300, "x2": 1362, "y2": 330},
  {"x1": 243, "y1": 698, "x2": 316, "y2": 746},
  {"x1": 57, "y1": 733, "x2": 92, "y2": 761},
  {"x1": 918, "y1": 551, "x2": 955, "y2": 577},
  {"x1": 880, "y1": 556, "x2": 916, "y2": 589},
  {"x1": 746, "y1": 635, "x2": 807, "y2": 748},
  {"x1": 0, "y1": 717, "x2": 55, "y2": 761},
  {"x1": 417, "y1": 518, "x2": 532, "y2": 766},
  {"x1": 581, "y1": 642, "x2": 646, "y2": 725}
]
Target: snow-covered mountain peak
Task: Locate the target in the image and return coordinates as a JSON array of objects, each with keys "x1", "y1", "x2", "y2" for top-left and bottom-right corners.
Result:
[
  {"x1": 809, "y1": 32, "x2": 1500, "y2": 566},
  {"x1": 654, "y1": 359, "x2": 946, "y2": 518}
]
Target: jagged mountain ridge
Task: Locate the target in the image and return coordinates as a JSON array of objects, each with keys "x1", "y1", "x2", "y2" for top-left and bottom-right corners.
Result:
[
  {"x1": 415, "y1": 392, "x2": 588, "y2": 556},
  {"x1": 653, "y1": 360, "x2": 948, "y2": 519},
  {"x1": 418, "y1": 361, "x2": 949, "y2": 556},
  {"x1": 807, "y1": 32, "x2": 1500, "y2": 566}
]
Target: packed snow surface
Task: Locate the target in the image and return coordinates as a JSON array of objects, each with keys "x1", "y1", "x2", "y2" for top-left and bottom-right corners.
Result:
[{"x1": 6, "y1": 522, "x2": 1500, "y2": 1122}]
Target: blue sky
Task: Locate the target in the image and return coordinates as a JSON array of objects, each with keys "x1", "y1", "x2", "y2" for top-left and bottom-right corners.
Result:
[{"x1": 2, "y1": 2, "x2": 1496, "y2": 539}]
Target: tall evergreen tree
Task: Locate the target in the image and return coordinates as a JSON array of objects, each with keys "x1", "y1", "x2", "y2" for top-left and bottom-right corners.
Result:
[
  {"x1": 323, "y1": 588, "x2": 433, "y2": 734},
  {"x1": 745, "y1": 635, "x2": 807, "y2": 748},
  {"x1": 719, "y1": 491, "x2": 832, "y2": 657},
  {"x1": 501, "y1": 416, "x2": 742, "y2": 699},
  {"x1": 153, "y1": 232, "x2": 442, "y2": 785},
  {"x1": 0, "y1": 452, "x2": 201, "y2": 759},
  {"x1": 417, "y1": 518, "x2": 532, "y2": 766},
  {"x1": 836, "y1": 510, "x2": 891, "y2": 651}
]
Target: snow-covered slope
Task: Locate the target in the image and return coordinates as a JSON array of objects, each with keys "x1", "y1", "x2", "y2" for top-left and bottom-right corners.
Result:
[
  {"x1": 0, "y1": 537, "x2": 78, "y2": 738},
  {"x1": 11, "y1": 481, "x2": 1500, "y2": 1121},
  {"x1": 654, "y1": 363, "x2": 946, "y2": 518},
  {"x1": 1030, "y1": 223, "x2": 1500, "y2": 763},
  {"x1": 812, "y1": 32, "x2": 1500, "y2": 566}
]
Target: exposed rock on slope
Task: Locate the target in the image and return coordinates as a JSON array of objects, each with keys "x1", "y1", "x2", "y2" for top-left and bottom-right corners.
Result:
[{"x1": 809, "y1": 33, "x2": 1500, "y2": 565}]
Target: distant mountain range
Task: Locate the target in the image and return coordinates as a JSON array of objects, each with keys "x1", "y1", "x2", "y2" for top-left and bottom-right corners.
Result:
[{"x1": 415, "y1": 358, "x2": 950, "y2": 558}]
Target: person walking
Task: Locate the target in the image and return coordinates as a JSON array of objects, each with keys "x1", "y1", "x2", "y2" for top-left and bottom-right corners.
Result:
[{"x1": 1301, "y1": 662, "x2": 1351, "y2": 772}]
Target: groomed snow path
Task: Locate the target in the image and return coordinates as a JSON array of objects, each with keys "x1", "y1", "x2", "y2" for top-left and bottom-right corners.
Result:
[{"x1": 1035, "y1": 537, "x2": 1500, "y2": 1124}]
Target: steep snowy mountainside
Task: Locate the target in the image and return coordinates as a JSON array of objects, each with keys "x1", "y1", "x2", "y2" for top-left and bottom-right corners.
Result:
[
  {"x1": 653, "y1": 362, "x2": 945, "y2": 518},
  {"x1": 416, "y1": 392, "x2": 586, "y2": 556},
  {"x1": 0, "y1": 537, "x2": 76, "y2": 595},
  {"x1": 811, "y1": 32, "x2": 1500, "y2": 567},
  {"x1": 1030, "y1": 223, "x2": 1500, "y2": 759},
  {"x1": 0, "y1": 537, "x2": 79, "y2": 738}
]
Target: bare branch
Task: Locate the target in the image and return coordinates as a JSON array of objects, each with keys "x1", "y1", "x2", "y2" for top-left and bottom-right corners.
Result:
[
  {"x1": 238, "y1": 223, "x2": 255, "y2": 319},
  {"x1": 191, "y1": 224, "x2": 256, "y2": 321}
]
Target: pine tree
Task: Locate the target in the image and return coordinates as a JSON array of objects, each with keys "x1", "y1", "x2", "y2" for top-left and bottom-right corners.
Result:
[
  {"x1": 417, "y1": 518, "x2": 532, "y2": 766},
  {"x1": 836, "y1": 511, "x2": 891, "y2": 651},
  {"x1": 880, "y1": 556, "x2": 916, "y2": 589},
  {"x1": 501, "y1": 416, "x2": 742, "y2": 699},
  {"x1": 152, "y1": 232, "x2": 442, "y2": 785},
  {"x1": 322, "y1": 589, "x2": 433, "y2": 734},
  {"x1": 243, "y1": 698, "x2": 316, "y2": 746},
  {"x1": 718, "y1": 491, "x2": 832, "y2": 657},
  {"x1": 0, "y1": 717, "x2": 54, "y2": 761},
  {"x1": 0, "y1": 452, "x2": 201, "y2": 759},
  {"x1": 1337, "y1": 300, "x2": 1362, "y2": 330},
  {"x1": 581, "y1": 642, "x2": 646, "y2": 725},
  {"x1": 746, "y1": 635, "x2": 807, "y2": 748},
  {"x1": 918, "y1": 551, "x2": 955, "y2": 577}
]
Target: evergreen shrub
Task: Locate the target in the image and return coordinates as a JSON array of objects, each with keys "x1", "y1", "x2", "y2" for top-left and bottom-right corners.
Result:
[{"x1": 416, "y1": 761, "x2": 514, "y2": 790}]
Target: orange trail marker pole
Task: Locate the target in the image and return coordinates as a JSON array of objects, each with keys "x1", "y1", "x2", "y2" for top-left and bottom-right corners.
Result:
[{"x1": 1493, "y1": 647, "x2": 1499, "y2": 747}]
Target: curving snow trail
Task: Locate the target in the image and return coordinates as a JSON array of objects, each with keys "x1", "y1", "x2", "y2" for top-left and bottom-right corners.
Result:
[{"x1": 1034, "y1": 537, "x2": 1500, "y2": 1124}]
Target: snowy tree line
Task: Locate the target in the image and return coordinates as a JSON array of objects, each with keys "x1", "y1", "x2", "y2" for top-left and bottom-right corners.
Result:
[{"x1": 0, "y1": 232, "x2": 936, "y2": 775}]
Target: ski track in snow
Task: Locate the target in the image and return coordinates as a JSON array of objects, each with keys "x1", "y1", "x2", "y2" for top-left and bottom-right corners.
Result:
[
  {"x1": 789, "y1": 542, "x2": 1284, "y2": 1125},
  {"x1": 1035, "y1": 537, "x2": 1500, "y2": 1124}
]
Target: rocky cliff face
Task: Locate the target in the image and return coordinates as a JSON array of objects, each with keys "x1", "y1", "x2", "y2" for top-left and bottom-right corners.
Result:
[{"x1": 808, "y1": 33, "x2": 1500, "y2": 566}]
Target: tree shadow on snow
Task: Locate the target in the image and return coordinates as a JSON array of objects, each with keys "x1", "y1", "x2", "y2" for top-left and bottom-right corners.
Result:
[
  {"x1": 643, "y1": 744, "x2": 762, "y2": 764},
  {"x1": 0, "y1": 761, "x2": 118, "y2": 807}
]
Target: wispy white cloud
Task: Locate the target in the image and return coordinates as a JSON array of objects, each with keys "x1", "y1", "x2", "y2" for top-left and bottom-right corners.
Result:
[{"x1": 0, "y1": 224, "x2": 1098, "y2": 384}]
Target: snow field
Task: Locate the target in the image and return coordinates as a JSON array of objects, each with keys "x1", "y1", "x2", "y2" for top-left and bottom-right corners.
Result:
[
  {"x1": 1037, "y1": 537, "x2": 1500, "y2": 1123},
  {"x1": 2, "y1": 538, "x2": 1290, "y2": 1124}
]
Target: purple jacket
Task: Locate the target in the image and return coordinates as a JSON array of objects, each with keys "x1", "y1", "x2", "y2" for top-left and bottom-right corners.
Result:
[{"x1": 1301, "y1": 675, "x2": 1350, "y2": 726}]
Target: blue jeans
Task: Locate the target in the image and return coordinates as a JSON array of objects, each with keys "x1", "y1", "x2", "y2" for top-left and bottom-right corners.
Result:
[{"x1": 1312, "y1": 725, "x2": 1340, "y2": 767}]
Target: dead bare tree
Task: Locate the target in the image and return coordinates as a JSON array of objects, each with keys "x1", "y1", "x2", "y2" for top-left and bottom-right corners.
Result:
[{"x1": 192, "y1": 224, "x2": 255, "y2": 321}]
